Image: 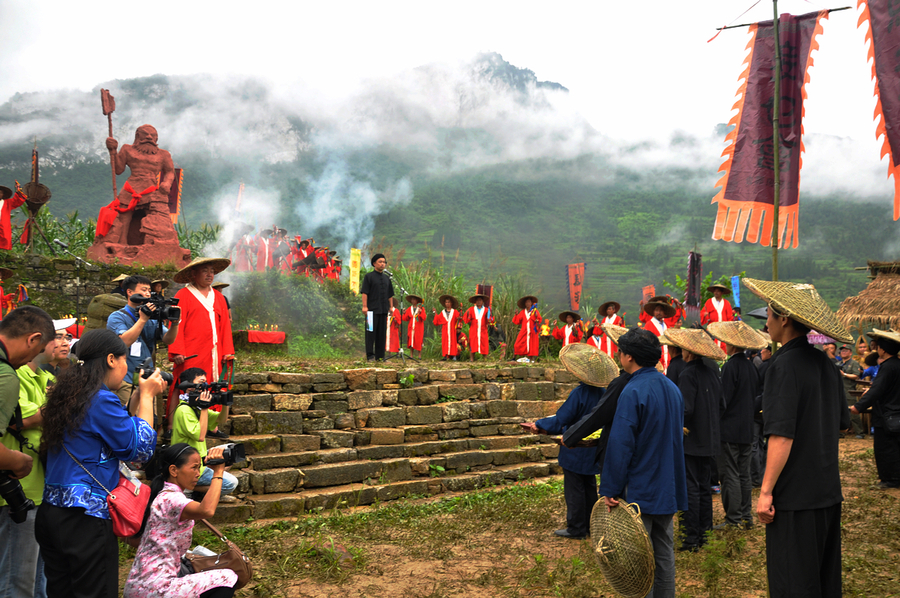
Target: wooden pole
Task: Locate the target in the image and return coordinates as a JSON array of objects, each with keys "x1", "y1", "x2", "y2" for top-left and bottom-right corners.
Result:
[{"x1": 771, "y1": 0, "x2": 781, "y2": 281}]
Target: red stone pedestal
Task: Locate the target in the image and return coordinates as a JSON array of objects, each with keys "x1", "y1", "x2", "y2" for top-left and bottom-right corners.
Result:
[{"x1": 87, "y1": 240, "x2": 191, "y2": 268}]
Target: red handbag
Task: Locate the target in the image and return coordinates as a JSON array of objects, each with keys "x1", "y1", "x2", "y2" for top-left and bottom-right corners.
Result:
[{"x1": 63, "y1": 446, "x2": 151, "y2": 537}]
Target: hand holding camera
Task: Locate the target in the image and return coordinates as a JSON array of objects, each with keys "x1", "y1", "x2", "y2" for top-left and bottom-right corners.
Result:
[
  {"x1": 203, "y1": 443, "x2": 246, "y2": 469},
  {"x1": 130, "y1": 292, "x2": 181, "y2": 323}
]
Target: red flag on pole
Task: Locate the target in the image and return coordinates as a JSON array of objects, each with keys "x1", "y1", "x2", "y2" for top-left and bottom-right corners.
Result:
[{"x1": 566, "y1": 263, "x2": 585, "y2": 311}]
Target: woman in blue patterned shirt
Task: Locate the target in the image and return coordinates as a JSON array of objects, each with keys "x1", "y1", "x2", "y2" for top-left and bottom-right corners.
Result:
[{"x1": 35, "y1": 329, "x2": 166, "y2": 598}]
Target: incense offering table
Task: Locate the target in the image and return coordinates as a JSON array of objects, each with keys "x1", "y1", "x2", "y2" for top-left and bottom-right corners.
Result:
[{"x1": 233, "y1": 330, "x2": 287, "y2": 353}]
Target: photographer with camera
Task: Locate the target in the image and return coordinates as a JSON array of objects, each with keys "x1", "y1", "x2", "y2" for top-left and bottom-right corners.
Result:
[
  {"x1": 171, "y1": 368, "x2": 238, "y2": 502},
  {"x1": 107, "y1": 275, "x2": 179, "y2": 411}
]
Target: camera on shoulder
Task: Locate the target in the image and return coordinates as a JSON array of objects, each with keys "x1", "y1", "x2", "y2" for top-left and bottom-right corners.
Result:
[
  {"x1": 202, "y1": 442, "x2": 246, "y2": 467},
  {"x1": 130, "y1": 292, "x2": 181, "y2": 323},
  {"x1": 177, "y1": 380, "x2": 233, "y2": 409}
]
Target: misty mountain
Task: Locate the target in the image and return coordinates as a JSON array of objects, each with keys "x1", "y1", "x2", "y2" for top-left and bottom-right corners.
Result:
[{"x1": 0, "y1": 52, "x2": 895, "y2": 314}]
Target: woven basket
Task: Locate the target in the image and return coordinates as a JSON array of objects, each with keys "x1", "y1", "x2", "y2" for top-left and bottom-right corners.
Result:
[
  {"x1": 601, "y1": 323, "x2": 629, "y2": 344},
  {"x1": 559, "y1": 343, "x2": 618, "y2": 387},
  {"x1": 590, "y1": 498, "x2": 655, "y2": 598},
  {"x1": 741, "y1": 278, "x2": 852, "y2": 343}
]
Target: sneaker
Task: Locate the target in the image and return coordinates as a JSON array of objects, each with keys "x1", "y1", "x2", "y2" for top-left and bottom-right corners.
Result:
[
  {"x1": 855, "y1": 435, "x2": 865, "y2": 439},
  {"x1": 207, "y1": 429, "x2": 230, "y2": 439},
  {"x1": 218, "y1": 495, "x2": 239, "y2": 504},
  {"x1": 554, "y1": 528, "x2": 587, "y2": 539},
  {"x1": 711, "y1": 485, "x2": 721, "y2": 494}
]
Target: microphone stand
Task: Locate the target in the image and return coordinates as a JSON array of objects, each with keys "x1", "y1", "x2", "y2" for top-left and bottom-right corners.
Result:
[
  {"x1": 384, "y1": 272, "x2": 419, "y2": 364},
  {"x1": 54, "y1": 239, "x2": 92, "y2": 336}
]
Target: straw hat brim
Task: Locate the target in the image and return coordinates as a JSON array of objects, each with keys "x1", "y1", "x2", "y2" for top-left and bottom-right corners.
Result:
[
  {"x1": 707, "y1": 284, "x2": 731, "y2": 294},
  {"x1": 438, "y1": 294, "x2": 459, "y2": 310},
  {"x1": 664, "y1": 328, "x2": 727, "y2": 361},
  {"x1": 469, "y1": 294, "x2": 489, "y2": 304},
  {"x1": 601, "y1": 323, "x2": 629, "y2": 345},
  {"x1": 151, "y1": 279, "x2": 170, "y2": 289},
  {"x1": 406, "y1": 294, "x2": 423, "y2": 304},
  {"x1": 559, "y1": 343, "x2": 619, "y2": 387},
  {"x1": 212, "y1": 282, "x2": 230, "y2": 290},
  {"x1": 868, "y1": 328, "x2": 900, "y2": 345},
  {"x1": 742, "y1": 278, "x2": 852, "y2": 343},
  {"x1": 558, "y1": 311, "x2": 582, "y2": 322},
  {"x1": 0, "y1": 267, "x2": 13, "y2": 280},
  {"x1": 173, "y1": 257, "x2": 232, "y2": 284},
  {"x1": 517, "y1": 295, "x2": 538, "y2": 309},
  {"x1": 706, "y1": 321, "x2": 768, "y2": 350},
  {"x1": 599, "y1": 301, "x2": 620, "y2": 315},
  {"x1": 643, "y1": 301, "x2": 676, "y2": 319},
  {"x1": 111, "y1": 273, "x2": 129, "y2": 283},
  {"x1": 0, "y1": 186, "x2": 11, "y2": 201}
]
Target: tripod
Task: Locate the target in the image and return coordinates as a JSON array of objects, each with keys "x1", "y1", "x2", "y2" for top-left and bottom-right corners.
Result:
[{"x1": 384, "y1": 278, "x2": 420, "y2": 365}]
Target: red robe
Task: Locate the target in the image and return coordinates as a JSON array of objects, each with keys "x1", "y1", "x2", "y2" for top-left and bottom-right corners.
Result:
[
  {"x1": 552, "y1": 324, "x2": 583, "y2": 346},
  {"x1": 432, "y1": 309, "x2": 460, "y2": 357},
  {"x1": 598, "y1": 314, "x2": 625, "y2": 357},
  {"x1": 586, "y1": 328, "x2": 603, "y2": 350},
  {"x1": 643, "y1": 317, "x2": 670, "y2": 370},
  {"x1": 402, "y1": 306, "x2": 426, "y2": 350},
  {"x1": 700, "y1": 297, "x2": 733, "y2": 351},
  {"x1": 278, "y1": 241, "x2": 292, "y2": 273},
  {"x1": 0, "y1": 191, "x2": 27, "y2": 250},
  {"x1": 463, "y1": 305, "x2": 491, "y2": 356},
  {"x1": 255, "y1": 236, "x2": 274, "y2": 271},
  {"x1": 512, "y1": 308, "x2": 541, "y2": 357},
  {"x1": 233, "y1": 235, "x2": 254, "y2": 272},
  {"x1": 166, "y1": 285, "x2": 234, "y2": 414},
  {"x1": 385, "y1": 308, "x2": 401, "y2": 353},
  {"x1": 640, "y1": 305, "x2": 682, "y2": 329}
]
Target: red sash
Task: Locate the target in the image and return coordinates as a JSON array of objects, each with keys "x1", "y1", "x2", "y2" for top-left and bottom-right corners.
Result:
[{"x1": 95, "y1": 181, "x2": 158, "y2": 237}]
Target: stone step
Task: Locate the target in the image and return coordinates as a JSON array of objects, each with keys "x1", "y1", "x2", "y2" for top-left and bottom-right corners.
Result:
[
  {"x1": 209, "y1": 462, "x2": 560, "y2": 523},
  {"x1": 207, "y1": 434, "x2": 280, "y2": 455}
]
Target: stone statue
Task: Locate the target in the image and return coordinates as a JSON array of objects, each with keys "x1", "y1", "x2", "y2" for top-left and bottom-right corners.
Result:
[{"x1": 87, "y1": 124, "x2": 190, "y2": 266}]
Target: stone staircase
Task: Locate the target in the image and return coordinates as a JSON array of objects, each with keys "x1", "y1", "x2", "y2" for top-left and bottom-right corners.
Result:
[{"x1": 208, "y1": 366, "x2": 580, "y2": 523}]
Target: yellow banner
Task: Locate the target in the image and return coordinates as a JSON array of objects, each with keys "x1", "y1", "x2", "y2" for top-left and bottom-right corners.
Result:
[{"x1": 349, "y1": 248, "x2": 362, "y2": 294}]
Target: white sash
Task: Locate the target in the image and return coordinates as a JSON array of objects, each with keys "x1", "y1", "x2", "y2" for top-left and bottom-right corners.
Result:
[
  {"x1": 472, "y1": 306, "x2": 485, "y2": 352},
  {"x1": 564, "y1": 324, "x2": 575, "y2": 345},
  {"x1": 712, "y1": 297, "x2": 725, "y2": 321},
  {"x1": 652, "y1": 317, "x2": 668, "y2": 367},
  {"x1": 187, "y1": 284, "x2": 220, "y2": 379},
  {"x1": 442, "y1": 309, "x2": 455, "y2": 354}
]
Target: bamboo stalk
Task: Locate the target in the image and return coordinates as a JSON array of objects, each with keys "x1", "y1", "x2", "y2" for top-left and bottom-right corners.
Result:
[{"x1": 772, "y1": 0, "x2": 781, "y2": 281}]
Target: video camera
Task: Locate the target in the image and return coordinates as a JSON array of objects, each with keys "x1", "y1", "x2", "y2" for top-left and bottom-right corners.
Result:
[
  {"x1": 177, "y1": 380, "x2": 233, "y2": 409},
  {"x1": 0, "y1": 472, "x2": 34, "y2": 524},
  {"x1": 130, "y1": 292, "x2": 181, "y2": 323},
  {"x1": 139, "y1": 356, "x2": 174, "y2": 385},
  {"x1": 203, "y1": 442, "x2": 246, "y2": 467}
]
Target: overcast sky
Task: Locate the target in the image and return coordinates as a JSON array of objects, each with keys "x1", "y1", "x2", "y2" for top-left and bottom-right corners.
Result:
[{"x1": 0, "y1": 0, "x2": 883, "y2": 163}]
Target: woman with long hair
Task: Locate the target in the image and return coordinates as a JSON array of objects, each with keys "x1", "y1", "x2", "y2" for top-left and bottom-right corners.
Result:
[
  {"x1": 35, "y1": 328, "x2": 165, "y2": 598},
  {"x1": 124, "y1": 443, "x2": 237, "y2": 597}
]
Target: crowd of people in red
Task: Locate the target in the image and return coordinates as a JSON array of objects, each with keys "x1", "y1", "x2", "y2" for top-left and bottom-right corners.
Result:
[{"x1": 229, "y1": 226, "x2": 342, "y2": 282}]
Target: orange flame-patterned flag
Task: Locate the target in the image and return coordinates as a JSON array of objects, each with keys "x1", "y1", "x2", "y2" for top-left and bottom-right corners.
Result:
[
  {"x1": 711, "y1": 10, "x2": 829, "y2": 248},
  {"x1": 566, "y1": 263, "x2": 584, "y2": 311},
  {"x1": 858, "y1": 0, "x2": 900, "y2": 220}
]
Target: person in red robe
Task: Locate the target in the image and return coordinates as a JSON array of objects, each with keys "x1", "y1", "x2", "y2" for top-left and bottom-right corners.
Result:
[
  {"x1": 586, "y1": 325, "x2": 603, "y2": 349},
  {"x1": 700, "y1": 284, "x2": 734, "y2": 351},
  {"x1": 551, "y1": 311, "x2": 583, "y2": 347},
  {"x1": 255, "y1": 229, "x2": 276, "y2": 271},
  {"x1": 432, "y1": 295, "x2": 461, "y2": 360},
  {"x1": 642, "y1": 298, "x2": 676, "y2": 371},
  {"x1": 402, "y1": 294, "x2": 426, "y2": 358},
  {"x1": 463, "y1": 294, "x2": 493, "y2": 361},
  {"x1": 385, "y1": 306, "x2": 401, "y2": 355},
  {"x1": 512, "y1": 295, "x2": 541, "y2": 361},
  {"x1": 596, "y1": 301, "x2": 624, "y2": 357},
  {"x1": 166, "y1": 257, "x2": 235, "y2": 433},
  {"x1": 0, "y1": 184, "x2": 27, "y2": 251},
  {"x1": 639, "y1": 295, "x2": 682, "y2": 328}
]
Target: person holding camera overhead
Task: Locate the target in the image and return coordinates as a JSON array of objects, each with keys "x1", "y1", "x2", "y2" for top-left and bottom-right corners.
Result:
[
  {"x1": 107, "y1": 275, "x2": 179, "y2": 411},
  {"x1": 35, "y1": 328, "x2": 167, "y2": 598},
  {"x1": 171, "y1": 368, "x2": 238, "y2": 502}
]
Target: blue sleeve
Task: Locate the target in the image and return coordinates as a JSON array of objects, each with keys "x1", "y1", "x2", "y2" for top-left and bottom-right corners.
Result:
[
  {"x1": 598, "y1": 388, "x2": 639, "y2": 498},
  {"x1": 88, "y1": 391, "x2": 157, "y2": 463},
  {"x1": 536, "y1": 387, "x2": 587, "y2": 435},
  {"x1": 106, "y1": 311, "x2": 131, "y2": 336}
]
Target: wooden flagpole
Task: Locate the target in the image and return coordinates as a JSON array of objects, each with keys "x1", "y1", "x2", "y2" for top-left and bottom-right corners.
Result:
[{"x1": 772, "y1": 0, "x2": 781, "y2": 281}]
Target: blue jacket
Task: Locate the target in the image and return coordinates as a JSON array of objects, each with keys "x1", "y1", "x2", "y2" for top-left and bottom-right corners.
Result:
[
  {"x1": 598, "y1": 366, "x2": 688, "y2": 515},
  {"x1": 537, "y1": 383, "x2": 603, "y2": 475}
]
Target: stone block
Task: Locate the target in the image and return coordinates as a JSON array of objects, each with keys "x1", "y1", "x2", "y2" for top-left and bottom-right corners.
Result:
[
  {"x1": 445, "y1": 451, "x2": 494, "y2": 471},
  {"x1": 482, "y1": 370, "x2": 498, "y2": 381},
  {"x1": 481, "y1": 383, "x2": 501, "y2": 402},
  {"x1": 554, "y1": 383, "x2": 579, "y2": 401},
  {"x1": 441, "y1": 402, "x2": 470, "y2": 422},
  {"x1": 353, "y1": 430, "x2": 371, "y2": 446},
  {"x1": 405, "y1": 434, "x2": 438, "y2": 443},
  {"x1": 282, "y1": 383, "x2": 312, "y2": 394},
  {"x1": 316, "y1": 448, "x2": 358, "y2": 464},
  {"x1": 397, "y1": 389, "x2": 418, "y2": 406},
  {"x1": 400, "y1": 368, "x2": 429, "y2": 384},
  {"x1": 486, "y1": 400, "x2": 517, "y2": 418},
  {"x1": 250, "y1": 383, "x2": 282, "y2": 393},
  {"x1": 302, "y1": 461, "x2": 382, "y2": 488},
  {"x1": 535, "y1": 381, "x2": 556, "y2": 400},
  {"x1": 234, "y1": 373, "x2": 267, "y2": 384},
  {"x1": 471, "y1": 370, "x2": 485, "y2": 383},
  {"x1": 230, "y1": 415, "x2": 256, "y2": 436},
  {"x1": 311, "y1": 400, "x2": 349, "y2": 416},
  {"x1": 471, "y1": 425, "x2": 499, "y2": 437},
  {"x1": 521, "y1": 463, "x2": 552, "y2": 478},
  {"x1": 375, "y1": 369, "x2": 398, "y2": 385},
  {"x1": 354, "y1": 411, "x2": 369, "y2": 428},
  {"x1": 498, "y1": 424, "x2": 525, "y2": 435},
  {"x1": 368, "y1": 428, "x2": 404, "y2": 445},
  {"x1": 515, "y1": 382, "x2": 538, "y2": 401},
  {"x1": 381, "y1": 458, "x2": 413, "y2": 482},
  {"x1": 250, "y1": 452, "x2": 318, "y2": 470},
  {"x1": 553, "y1": 370, "x2": 577, "y2": 384},
  {"x1": 314, "y1": 383, "x2": 345, "y2": 392},
  {"x1": 301, "y1": 485, "x2": 377, "y2": 511},
  {"x1": 362, "y1": 407, "x2": 406, "y2": 428},
  {"x1": 405, "y1": 405, "x2": 443, "y2": 425},
  {"x1": 342, "y1": 368, "x2": 377, "y2": 390},
  {"x1": 416, "y1": 386, "x2": 439, "y2": 405},
  {"x1": 527, "y1": 367, "x2": 543, "y2": 379},
  {"x1": 347, "y1": 390, "x2": 383, "y2": 410},
  {"x1": 210, "y1": 503, "x2": 253, "y2": 524},
  {"x1": 240, "y1": 435, "x2": 281, "y2": 455},
  {"x1": 381, "y1": 390, "x2": 398, "y2": 406},
  {"x1": 489, "y1": 449, "x2": 527, "y2": 466},
  {"x1": 469, "y1": 402, "x2": 489, "y2": 419},
  {"x1": 303, "y1": 416, "x2": 335, "y2": 431},
  {"x1": 515, "y1": 401, "x2": 544, "y2": 419},
  {"x1": 310, "y1": 393, "x2": 346, "y2": 402},
  {"x1": 252, "y1": 495, "x2": 306, "y2": 519},
  {"x1": 402, "y1": 439, "x2": 467, "y2": 457},
  {"x1": 303, "y1": 409, "x2": 328, "y2": 418},
  {"x1": 525, "y1": 446, "x2": 544, "y2": 461},
  {"x1": 232, "y1": 394, "x2": 273, "y2": 415},
  {"x1": 357, "y1": 444, "x2": 405, "y2": 459},
  {"x1": 256, "y1": 411, "x2": 304, "y2": 435},
  {"x1": 541, "y1": 401, "x2": 565, "y2": 416},
  {"x1": 500, "y1": 384, "x2": 517, "y2": 401},
  {"x1": 442, "y1": 476, "x2": 479, "y2": 492},
  {"x1": 437, "y1": 384, "x2": 481, "y2": 400},
  {"x1": 248, "y1": 470, "x2": 265, "y2": 494},
  {"x1": 230, "y1": 384, "x2": 249, "y2": 393},
  {"x1": 437, "y1": 428, "x2": 468, "y2": 440},
  {"x1": 312, "y1": 373, "x2": 345, "y2": 384},
  {"x1": 334, "y1": 413, "x2": 354, "y2": 429},
  {"x1": 234, "y1": 471, "x2": 251, "y2": 494},
  {"x1": 471, "y1": 437, "x2": 519, "y2": 450},
  {"x1": 511, "y1": 367, "x2": 528, "y2": 379},
  {"x1": 429, "y1": 370, "x2": 456, "y2": 382},
  {"x1": 375, "y1": 480, "x2": 430, "y2": 502},
  {"x1": 264, "y1": 468, "x2": 301, "y2": 493},
  {"x1": 273, "y1": 394, "x2": 312, "y2": 411},
  {"x1": 311, "y1": 430, "x2": 356, "y2": 449},
  {"x1": 269, "y1": 373, "x2": 312, "y2": 385},
  {"x1": 454, "y1": 369, "x2": 473, "y2": 380},
  {"x1": 281, "y1": 434, "x2": 320, "y2": 452},
  {"x1": 383, "y1": 384, "x2": 401, "y2": 390}
]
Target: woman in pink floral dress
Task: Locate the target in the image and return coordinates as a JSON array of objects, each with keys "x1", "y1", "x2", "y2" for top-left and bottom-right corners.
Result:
[{"x1": 124, "y1": 443, "x2": 238, "y2": 598}]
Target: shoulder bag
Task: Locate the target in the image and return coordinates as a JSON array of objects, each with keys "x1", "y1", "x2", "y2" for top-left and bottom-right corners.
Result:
[{"x1": 185, "y1": 518, "x2": 254, "y2": 589}]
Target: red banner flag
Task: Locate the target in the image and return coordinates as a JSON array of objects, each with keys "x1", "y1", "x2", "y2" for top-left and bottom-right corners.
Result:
[
  {"x1": 566, "y1": 263, "x2": 585, "y2": 311},
  {"x1": 641, "y1": 285, "x2": 655, "y2": 304},
  {"x1": 711, "y1": 10, "x2": 829, "y2": 248},
  {"x1": 858, "y1": 0, "x2": 900, "y2": 220}
]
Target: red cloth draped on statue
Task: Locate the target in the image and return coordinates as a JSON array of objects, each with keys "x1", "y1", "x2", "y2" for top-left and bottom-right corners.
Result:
[
  {"x1": 403, "y1": 306, "x2": 426, "y2": 350},
  {"x1": 95, "y1": 182, "x2": 158, "y2": 238},
  {"x1": 432, "y1": 309, "x2": 460, "y2": 357},
  {"x1": 512, "y1": 308, "x2": 541, "y2": 357},
  {"x1": 463, "y1": 306, "x2": 491, "y2": 356}
]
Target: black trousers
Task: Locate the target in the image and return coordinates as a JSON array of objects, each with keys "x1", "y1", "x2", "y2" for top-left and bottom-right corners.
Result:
[
  {"x1": 719, "y1": 442, "x2": 753, "y2": 525},
  {"x1": 873, "y1": 426, "x2": 900, "y2": 484},
  {"x1": 765, "y1": 503, "x2": 842, "y2": 598},
  {"x1": 34, "y1": 503, "x2": 119, "y2": 598},
  {"x1": 682, "y1": 454, "x2": 713, "y2": 547},
  {"x1": 365, "y1": 312, "x2": 388, "y2": 360},
  {"x1": 562, "y1": 469, "x2": 598, "y2": 536}
]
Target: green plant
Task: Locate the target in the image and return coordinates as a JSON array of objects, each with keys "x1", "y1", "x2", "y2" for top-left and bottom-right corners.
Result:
[
  {"x1": 429, "y1": 464, "x2": 446, "y2": 477},
  {"x1": 399, "y1": 373, "x2": 415, "y2": 388}
]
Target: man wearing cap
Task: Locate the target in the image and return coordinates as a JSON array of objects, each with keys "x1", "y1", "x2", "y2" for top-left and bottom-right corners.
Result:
[
  {"x1": 744, "y1": 278, "x2": 850, "y2": 597},
  {"x1": 598, "y1": 328, "x2": 687, "y2": 597},
  {"x1": 551, "y1": 311, "x2": 583, "y2": 348},
  {"x1": 361, "y1": 254, "x2": 395, "y2": 362},
  {"x1": 107, "y1": 275, "x2": 179, "y2": 408},
  {"x1": 642, "y1": 298, "x2": 675, "y2": 371},
  {"x1": 463, "y1": 294, "x2": 492, "y2": 361},
  {"x1": 167, "y1": 258, "x2": 234, "y2": 431},
  {"x1": 432, "y1": 295, "x2": 461, "y2": 361},
  {"x1": 402, "y1": 295, "x2": 426, "y2": 359},
  {"x1": 837, "y1": 343, "x2": 864, "y2": 438},
  {"x1": 666, "y1": 328, "x2": 724, "y2": 551},
  {"x1": 522, "y1": 345, "x2": 617, "y2": 539},
  {"x1": 512, "y1": 296, "x2": 541, "y2": 362},
  {"x1": 850, "y1": 329, "x2": 900, "y2": 489},
  {"x1": 708, "y1": 321, "x2": 764, "y2": 529}
]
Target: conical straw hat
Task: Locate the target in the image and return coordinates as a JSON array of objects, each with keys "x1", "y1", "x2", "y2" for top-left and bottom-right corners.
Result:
[
  {"x1": 173, "y1": 257, "x2": 231, "y2": 284},
  {"x1": 559, "y1": 343, "x2": 619, "y2": 387},
  {"x1": 601, "y1": 323, "x2": 629, "y2": 345},
  {"x1": 742, "y1": 278, "x2": 852, "y2": 343},
  {"x1": 868, "y1": 328, "x2": 900, "y2": 345},
  {"x1": 590, "y1": 498, "x2": 655, "y2": 598},
  {"x1": 664, "y1": 328, "x2": 726, "y2": 361},
  {"x1": 707, "y1": 321, "x2": 768, "y2": 350}
]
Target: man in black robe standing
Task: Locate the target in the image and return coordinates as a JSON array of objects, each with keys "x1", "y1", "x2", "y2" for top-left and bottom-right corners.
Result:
[{"x1": 360, "y1": 253, "x2": 394, "y2": 361}]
